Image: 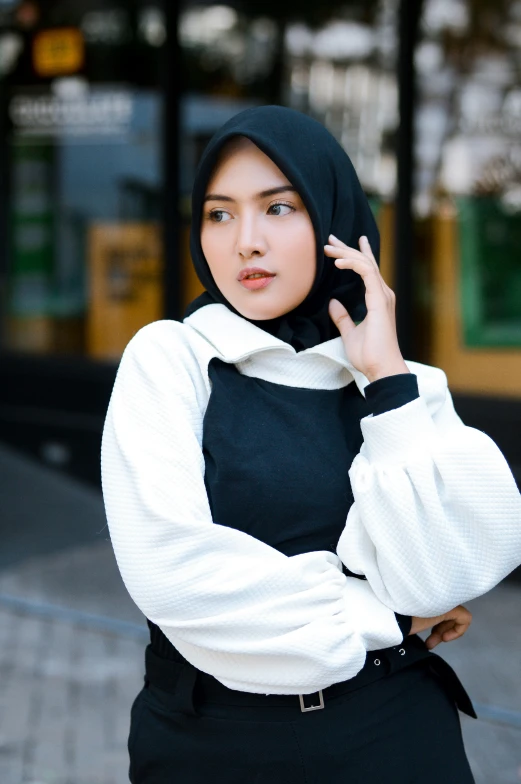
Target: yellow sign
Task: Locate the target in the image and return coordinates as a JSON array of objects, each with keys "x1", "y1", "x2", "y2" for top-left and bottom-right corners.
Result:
[
  {"x1": 87, "y1": 222, "x2": 164, "y2": 360},
  {"x1": 33, "y1": 28, "x2": 84, "y2": 77}
]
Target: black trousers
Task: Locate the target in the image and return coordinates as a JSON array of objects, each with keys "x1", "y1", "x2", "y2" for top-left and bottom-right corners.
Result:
[{"x1": 128, "y1": 652, "x2": 475, "y2": 784}]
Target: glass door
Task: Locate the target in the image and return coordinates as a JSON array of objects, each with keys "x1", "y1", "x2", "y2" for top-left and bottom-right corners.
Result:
[{"x1": 0, "y1": 0, "x2": 165, "y2": 359}]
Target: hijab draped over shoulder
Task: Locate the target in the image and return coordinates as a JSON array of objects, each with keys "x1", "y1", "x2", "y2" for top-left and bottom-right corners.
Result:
[{"x1": 184, "y1": 104, "x2": 380, "y2": 352}]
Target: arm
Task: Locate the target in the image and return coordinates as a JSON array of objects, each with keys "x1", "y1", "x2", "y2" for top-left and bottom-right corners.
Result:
[
  {"x1": 337, "y1": 363, "x2": 521, "y2": 617},
  {"x1": 101, "y1": 321, "x2": 406, "y2": 695}
]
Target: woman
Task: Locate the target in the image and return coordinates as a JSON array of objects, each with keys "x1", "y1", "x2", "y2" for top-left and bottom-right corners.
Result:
[{"x1": 100, "y1": 106, "x2": 521, "y2": 783}]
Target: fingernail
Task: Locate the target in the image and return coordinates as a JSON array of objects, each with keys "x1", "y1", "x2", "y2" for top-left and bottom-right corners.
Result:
[{"x1": 329, "y1": 233, "x2": 337, "y2": 240}]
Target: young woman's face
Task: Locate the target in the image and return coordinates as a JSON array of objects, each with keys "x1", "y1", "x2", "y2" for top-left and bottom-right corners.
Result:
[{"x1": 200, "y1": 137, "x2": 316, "y2": 320}]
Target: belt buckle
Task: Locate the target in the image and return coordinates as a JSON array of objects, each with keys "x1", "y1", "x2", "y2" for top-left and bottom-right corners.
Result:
[{"x1": 299, "y1": 690, "x2": 324, "y2": 712}]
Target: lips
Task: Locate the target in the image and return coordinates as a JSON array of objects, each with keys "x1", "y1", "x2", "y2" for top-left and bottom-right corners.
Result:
[
  {"x1": 238, "y1": 266, "x2": 276, "y2": 291},
  {"x1": 238, "y1": 267, "x2": 276, "y2": 281}
]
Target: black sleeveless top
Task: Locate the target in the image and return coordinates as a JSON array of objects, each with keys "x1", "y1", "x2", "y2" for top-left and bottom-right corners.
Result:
[{"x1": 148, "y1": 358, "x2": 417, "y2": 661}]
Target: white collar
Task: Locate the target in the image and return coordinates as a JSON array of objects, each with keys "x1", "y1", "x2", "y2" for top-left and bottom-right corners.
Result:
[{"x1": 184, "y1": 303, "x2": 372, "y2": 394}]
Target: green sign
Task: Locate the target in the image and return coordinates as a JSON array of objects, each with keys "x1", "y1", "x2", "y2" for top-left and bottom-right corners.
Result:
[
  {"x1": 458, "y1": 196, "x2": 521, "y2": 348},
  {"x1": 9, "y1": 141, "x2": 55, "y2": 317}
]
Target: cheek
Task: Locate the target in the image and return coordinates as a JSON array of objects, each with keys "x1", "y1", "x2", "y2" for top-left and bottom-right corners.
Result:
[
  {"x1": 277, "y1": 221, "x2": 316, "y2": 283},
  {"x1": 201, "y1": 230, "x2": 227, "y2": 280},
  {"x1": 200, "y1": 228, "x2": 214, "y2": 264}
]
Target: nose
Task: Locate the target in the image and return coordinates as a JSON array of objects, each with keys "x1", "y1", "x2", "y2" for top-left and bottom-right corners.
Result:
[{"x1": 236, "y1": 214, "x2": 267, "y2": 259}]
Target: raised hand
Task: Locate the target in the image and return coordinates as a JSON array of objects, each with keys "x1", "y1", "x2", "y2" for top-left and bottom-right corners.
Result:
[{"x1": 325, "y1": 234, "x2": 410, "y2": 383}]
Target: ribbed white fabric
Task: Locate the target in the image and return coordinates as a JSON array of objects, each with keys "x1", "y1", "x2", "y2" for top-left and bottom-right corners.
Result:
[{"x1": 101, "y1": 304, "x2": 521, "y2": 695}]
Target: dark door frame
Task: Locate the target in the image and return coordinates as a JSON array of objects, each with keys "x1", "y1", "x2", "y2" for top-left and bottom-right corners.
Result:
[{"x1": 394, "y1": 0, "x2": 423, "y2": 361}]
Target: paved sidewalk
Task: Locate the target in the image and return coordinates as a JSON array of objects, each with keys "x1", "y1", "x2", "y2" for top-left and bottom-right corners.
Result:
[
  {"x1": 0, "y1": 442, "x2": 520, "y2": 784},
  {"x1": 0, "y1": 606, "x2": 144, "y2": 784}
]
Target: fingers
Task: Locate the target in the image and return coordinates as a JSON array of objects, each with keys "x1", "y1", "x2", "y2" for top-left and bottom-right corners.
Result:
[
  {"x1": 425, "y1": 620, "x2": 454, "y2": 649},
  {"x1": 445, "y1": 605, "x2": 473, "y2": 630},
  {"x1": 325, "y1": 234, "x2": 377, "y2": 268},
  {"x1": 324, "y1": 235, "x2": 377, "y2": 272},
  {"x1": 424, "y1": 607, "x2": 472, "y2": 650},
  {"x1": 324, "y1": 234, "x2": 394, "y2": 305},
  {"x1": 328, "y1": 298, "x2": 355, "y2": 336}
]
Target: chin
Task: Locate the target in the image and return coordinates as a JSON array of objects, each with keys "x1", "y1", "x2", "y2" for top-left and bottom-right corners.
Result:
[
  {"x1": 234, "y1": 305, "x2": 283, "y2": 321},
  {"x1": 231, "y1": 296, "x2": 296, "y2": 322},
  {"x1": 224, "y1": 282, "x2": 309, "y2": 321}
]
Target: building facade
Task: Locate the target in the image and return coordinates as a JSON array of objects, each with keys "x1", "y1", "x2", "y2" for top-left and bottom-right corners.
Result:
[{"x1": 0, "y1": 0, "x2": 519, "y2": 505}]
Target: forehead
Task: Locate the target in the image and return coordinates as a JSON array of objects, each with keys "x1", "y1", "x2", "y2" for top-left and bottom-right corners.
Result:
[{"x1": 206, "y1": 136, "x2": 290, "y2": 188}]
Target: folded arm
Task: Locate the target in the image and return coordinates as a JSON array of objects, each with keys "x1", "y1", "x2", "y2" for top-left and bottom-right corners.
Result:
[
  {"x1": 337, "y1": 364, "x2": 521, "y2": 617},
  {"x1": 101, "y1": 321, "x2": 407, "y2": 695}
]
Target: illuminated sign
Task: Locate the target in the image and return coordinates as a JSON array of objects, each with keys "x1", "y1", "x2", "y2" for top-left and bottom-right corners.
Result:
[
  {"x1": 9, "y1": 84, "x2": 133, "y2": 137},
  {"x1": 33, "y1": 28, "x2": 84, "y2": 77}
]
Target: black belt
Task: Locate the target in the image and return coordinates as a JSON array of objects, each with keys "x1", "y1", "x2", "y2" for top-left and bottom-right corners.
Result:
[{"x1": 144, "y1": 633, "x2": 475, "y2": 716}]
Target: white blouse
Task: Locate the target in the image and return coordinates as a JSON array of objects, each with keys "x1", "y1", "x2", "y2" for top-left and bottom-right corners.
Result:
[{"x1": 100, "y1": 303, "x2": 521, "y2": 694}]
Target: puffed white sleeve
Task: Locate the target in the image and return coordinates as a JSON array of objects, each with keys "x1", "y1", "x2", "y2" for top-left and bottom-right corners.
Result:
[
  {"x1": 337, "y1": 360, "x2": 521, "y2": 618},
  {"x1": 100, "y1": 321, "x2": 406, "y2": 696}
]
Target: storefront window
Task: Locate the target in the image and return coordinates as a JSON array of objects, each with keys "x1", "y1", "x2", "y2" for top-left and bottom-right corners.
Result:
[
  {"x1": 282, "y1": 4, "x2": 399, "y2": 201},
  {"x1": 0, "y1": 0, "x2": 165, "y2": 359},
  {"x1": 178, "y1": 0, "x2": 401, "y2": 308},
  {"x1": 179, "y1": 1, "x2": 399, "y2": 202},
  {"x1": 1, "y1": 0, "x2": 403, "y2": 359}
]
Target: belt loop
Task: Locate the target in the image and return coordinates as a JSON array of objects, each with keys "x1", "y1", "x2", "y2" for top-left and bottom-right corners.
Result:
[{"x1": 175, "y1": 663, "x2": 199, "y2": 717}]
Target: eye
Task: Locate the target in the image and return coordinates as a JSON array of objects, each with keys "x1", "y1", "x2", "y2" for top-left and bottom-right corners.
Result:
[
  {"x1": 268, "y1": 202, "x2": 294, "y2": 216},
  {"x1": 207, "y1": 209, "x2": 232, "y2": 223}
]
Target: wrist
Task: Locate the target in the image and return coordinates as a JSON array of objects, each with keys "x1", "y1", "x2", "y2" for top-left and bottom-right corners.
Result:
[
  {"x1": 410, "y1": 613, "x2": 446, "y2": 636},
  {"x1": 365, "y1": 363, "x2": 410, "y2": 384}
]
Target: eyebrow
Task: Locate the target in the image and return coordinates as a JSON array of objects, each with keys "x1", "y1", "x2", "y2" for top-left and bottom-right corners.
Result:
[{"x1": 203, "y1": 185, "x2": 297, "y2": 203}]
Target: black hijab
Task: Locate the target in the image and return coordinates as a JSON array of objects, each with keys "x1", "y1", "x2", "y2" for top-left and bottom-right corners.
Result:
[{"x1": 184, "y1": 105, "x2": 380, "y2": 352}]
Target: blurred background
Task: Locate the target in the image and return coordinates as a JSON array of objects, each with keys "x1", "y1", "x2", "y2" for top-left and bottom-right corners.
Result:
[{"x1": 0, "y1": 1, "x2": 520, "y2": 782}]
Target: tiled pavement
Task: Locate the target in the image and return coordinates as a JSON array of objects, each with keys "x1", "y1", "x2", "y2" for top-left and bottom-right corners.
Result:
[
  {"x1": 0, "y1": 442, "x2": 520, "y2": 784},
  {"x1": 0, "y1": 606, "x2": 144, "y2": 784}
]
